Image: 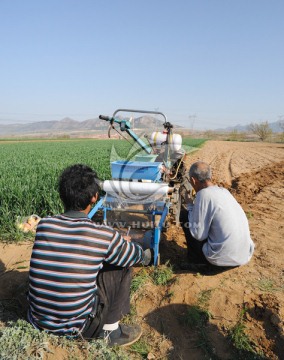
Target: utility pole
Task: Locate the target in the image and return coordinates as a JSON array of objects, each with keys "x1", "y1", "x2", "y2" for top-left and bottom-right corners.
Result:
[{"x1": 188, "y1": 114, "x2": 197, "y2": 132}]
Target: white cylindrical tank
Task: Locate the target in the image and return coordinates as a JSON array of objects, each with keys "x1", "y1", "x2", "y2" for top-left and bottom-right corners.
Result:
[
  {"x1": 103, "y1": 180, "x2": 169, "y2": 196},
  {"x1": 150, "y1": 132, "x2": 182, "y2": 152}
]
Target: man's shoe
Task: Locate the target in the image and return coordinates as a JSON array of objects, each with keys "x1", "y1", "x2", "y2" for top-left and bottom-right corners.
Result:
[{"x1": 99, "y1": 324, "x2": 142, "y2": 347}]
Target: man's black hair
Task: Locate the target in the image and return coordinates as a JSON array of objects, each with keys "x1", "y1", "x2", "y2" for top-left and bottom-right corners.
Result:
[{"x1": 59, "y1": 164, "x2": 99, "y2": 211}]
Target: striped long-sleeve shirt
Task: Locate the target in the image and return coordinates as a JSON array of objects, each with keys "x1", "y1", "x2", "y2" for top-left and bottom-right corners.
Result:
[{"x1": 28, "y1": 211, "x2": 144, "y2": 335}]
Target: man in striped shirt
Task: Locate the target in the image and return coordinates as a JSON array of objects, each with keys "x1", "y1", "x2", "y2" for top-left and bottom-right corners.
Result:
[{"x1": 28, "y1": 164, "x2": 150, "y2": 347}]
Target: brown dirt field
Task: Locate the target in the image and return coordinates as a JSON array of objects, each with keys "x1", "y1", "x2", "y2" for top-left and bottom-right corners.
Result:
[{"x1": 0, "y1": 140, "x2": 284, "y2": 359}]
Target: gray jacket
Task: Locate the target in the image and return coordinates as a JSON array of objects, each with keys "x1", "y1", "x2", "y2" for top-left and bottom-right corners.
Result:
[{"x1": 188, "y1": 186, "x2": 255, "y2": 266}]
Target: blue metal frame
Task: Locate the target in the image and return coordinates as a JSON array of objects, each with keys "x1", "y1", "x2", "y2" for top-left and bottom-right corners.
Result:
[
  {"x1": 87, "y1": 197, "x2": 105, "y2": 219},
  {"x1": 152, "y1": 204, "x2": 169, "y2": 266},
  {"x1": 88, "y1": 198, "x2": 169, "y2": 266}
]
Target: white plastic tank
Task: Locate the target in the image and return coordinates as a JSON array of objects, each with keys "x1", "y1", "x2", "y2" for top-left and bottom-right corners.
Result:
[{"x1": 150, "y1": 131, "x2": 182, "y2": 152}]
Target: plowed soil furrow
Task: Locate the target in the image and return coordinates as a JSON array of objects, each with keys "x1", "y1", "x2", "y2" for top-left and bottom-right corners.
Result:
[
  {"x1": 186, "y1": 140, "x2": 284, "y2": 184},
  {"x1": 248, "y1": 150, "x2": 283, "y2": 164}
]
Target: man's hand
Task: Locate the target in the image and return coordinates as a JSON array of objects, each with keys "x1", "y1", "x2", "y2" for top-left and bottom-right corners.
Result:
[{"x1": 124, "y1": 236, "x2": 131, "y2": 242}]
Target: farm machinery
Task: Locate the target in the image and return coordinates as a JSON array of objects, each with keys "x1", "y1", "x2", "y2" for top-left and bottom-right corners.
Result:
[{"x1": 88, "y1": 109, "x2": 190, "y2": 265}]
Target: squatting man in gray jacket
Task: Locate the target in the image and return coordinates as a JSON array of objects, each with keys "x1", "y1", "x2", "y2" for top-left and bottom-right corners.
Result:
[{"x1": 183, "y1": 161, "x2": 255, "y2": 269}]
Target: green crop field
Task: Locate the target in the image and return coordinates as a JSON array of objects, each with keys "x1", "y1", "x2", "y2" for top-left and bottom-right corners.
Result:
[
  {"x1": 0, "y1": 137, "x2": 205, "y2": 241},
  {"x1": 0, "y1": 139, "x2": 131, "y2": 241},
  {"x1": 182, "y1": 138, "x2": 206, "y2": 148}
]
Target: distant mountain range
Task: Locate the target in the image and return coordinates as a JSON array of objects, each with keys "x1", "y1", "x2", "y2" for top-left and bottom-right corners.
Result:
[
  {"x1": 0, "y1": 116, "x2": 176, "y2": 136},
  {"x1": 215, "y1": 120, "x2": 283, "y2": 133},
  {"x1": 0, "y1": 117, "x2": 282, "y2": 136}
]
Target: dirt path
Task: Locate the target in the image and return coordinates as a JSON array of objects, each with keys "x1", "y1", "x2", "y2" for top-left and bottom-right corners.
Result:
[
  {"x1": 0, "y1": 140, "x2": 284, "y2": 359},
  {"x1": 137, "y1": 141, "x2": 284, "y2": 359}
]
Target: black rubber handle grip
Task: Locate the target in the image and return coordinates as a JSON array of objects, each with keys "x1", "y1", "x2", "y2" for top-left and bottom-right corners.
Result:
[{"x1": 99, "y1": 115, "x2": 111, "y2": 121}]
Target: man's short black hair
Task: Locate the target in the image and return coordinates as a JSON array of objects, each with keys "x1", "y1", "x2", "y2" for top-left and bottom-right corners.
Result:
[{"x1": 59, "y1": 164, "x2": 99, "y2": 211}]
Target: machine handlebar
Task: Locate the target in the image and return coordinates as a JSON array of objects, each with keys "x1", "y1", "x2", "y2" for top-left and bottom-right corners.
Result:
[{"x1": 99, "y1": 115, "x2": 112, "y2": 121}]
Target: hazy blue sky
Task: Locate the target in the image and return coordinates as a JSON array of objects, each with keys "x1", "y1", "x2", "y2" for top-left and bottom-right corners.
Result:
[{"x1": 0, "y1": 0, "x2": 283, "y2": 129}]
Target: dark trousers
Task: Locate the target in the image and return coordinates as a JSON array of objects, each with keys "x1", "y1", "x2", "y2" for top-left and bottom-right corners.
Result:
[
  {"x1": 180, "y1": 208, "x2": 209, "y2": 264},
  {"x1": 186, "y1": 233, "x2": 209, "y2": 264},
  {"x1": 81, "y1": 263, "x2": 132, "y2": 339},
  {"x1": 180, "y1": 209, "x2": 238, "y2": 272}
]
